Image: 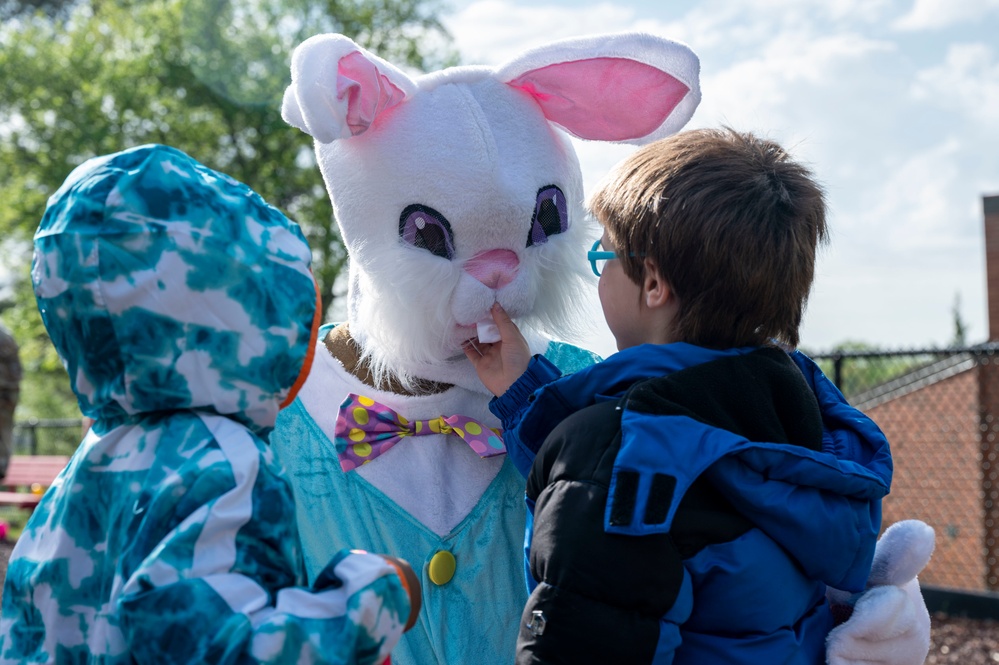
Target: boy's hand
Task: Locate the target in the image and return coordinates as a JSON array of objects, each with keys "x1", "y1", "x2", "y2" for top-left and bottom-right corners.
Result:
[{"x1": 462, "y1": 303, "x2": 531, "y2": 397}]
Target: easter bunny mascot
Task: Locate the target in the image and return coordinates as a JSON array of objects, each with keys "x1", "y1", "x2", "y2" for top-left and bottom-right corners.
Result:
[{"x1": 275, "y1": 32, "x2": 933, "y2": 665}]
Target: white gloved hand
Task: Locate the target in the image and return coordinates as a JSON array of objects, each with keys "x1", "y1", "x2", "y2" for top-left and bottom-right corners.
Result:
[{"x1": 826, "y1": 520, "x2": 935, "y2": 665}]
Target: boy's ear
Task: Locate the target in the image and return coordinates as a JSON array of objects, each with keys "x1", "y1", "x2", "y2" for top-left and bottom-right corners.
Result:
[{"x1": 642, "y1": 259, "x2": 673, "y2": 309}]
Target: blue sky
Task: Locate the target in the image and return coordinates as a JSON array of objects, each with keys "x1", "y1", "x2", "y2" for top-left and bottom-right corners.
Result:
[{"x1": 441, "y1": 0, "x2": 999, "y2": 355}]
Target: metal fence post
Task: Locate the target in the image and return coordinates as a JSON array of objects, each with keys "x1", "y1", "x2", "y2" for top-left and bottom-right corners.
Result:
[{"x1": 27, "y1": 417, "x2": 38, "y2": 456}]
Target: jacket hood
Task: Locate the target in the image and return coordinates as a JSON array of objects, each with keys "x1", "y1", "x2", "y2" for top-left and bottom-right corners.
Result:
[
  {"x1": 32, "y1": 144, "x2": 318, "y2": 435},
  {"x1": 515, "y1": 343, "x2": 892, "y2": 591},
  {"x1": 613, "y1": 347, "x2": 891, "y2": 590}
]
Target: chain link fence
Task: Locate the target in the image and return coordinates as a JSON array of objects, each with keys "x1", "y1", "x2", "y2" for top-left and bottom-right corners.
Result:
[
  {"x1": 811, "y1": 343, "x2": 999, "y2": 593},
  {"x1": 11, "y1": 418, "x2": 83, "y2": 457}
]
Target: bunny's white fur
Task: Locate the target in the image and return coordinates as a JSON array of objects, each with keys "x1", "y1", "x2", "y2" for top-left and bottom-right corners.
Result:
[{"x1": 319, "y1": 78, "x2": 593, "y2": 390}]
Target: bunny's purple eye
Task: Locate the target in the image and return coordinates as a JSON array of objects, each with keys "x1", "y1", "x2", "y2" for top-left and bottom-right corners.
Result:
[
  {"x1": 526, "y1": 185, "x2": 568, "y2": 247},
  {"x1": 399, "y1": 204, "x2": 455, "y2": 260}
]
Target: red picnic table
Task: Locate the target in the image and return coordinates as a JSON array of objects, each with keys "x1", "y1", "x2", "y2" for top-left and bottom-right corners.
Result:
[{"x1": 0, "y1": 454, "x2": 70, "y2": 510}]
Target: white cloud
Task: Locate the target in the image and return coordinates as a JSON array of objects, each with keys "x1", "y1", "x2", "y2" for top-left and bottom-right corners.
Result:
[
  {"x1": 865, "y1": 140, "x2": 967, "y2": 252},
  {"x1": 911, "y1": 43, "x2": 999, "y2": 130},
  {"x1": 893, "y1": 0, "x2": 999, "y2": 31},
  {"x1": 444, "y1": 1, "x2": 639, "y2": 65},
  {"x1": 445, "y1": 0, "x2": 891, "y2": 67},
  {"x1": 697, "y1": 32, "x2": 894, "y2": 127},
  {"x1": 801, "y1": 255, "x2": 986, "y2": 350},
  {"x1": 719, "y1": 0, "x2": 895, "y2": 23},
  {"x1": 816, "y1": 0, "x2": 896, "y2": 23}
]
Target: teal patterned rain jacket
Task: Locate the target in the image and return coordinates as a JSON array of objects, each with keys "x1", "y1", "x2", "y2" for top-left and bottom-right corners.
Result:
[{"x1": 0, "y1": 145, "x2": 413, "y2": 665}]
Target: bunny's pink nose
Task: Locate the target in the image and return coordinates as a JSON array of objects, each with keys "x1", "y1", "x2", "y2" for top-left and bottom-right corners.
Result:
[{"x1": 464, "y1": 249, "x2": 519, "y2": 289}]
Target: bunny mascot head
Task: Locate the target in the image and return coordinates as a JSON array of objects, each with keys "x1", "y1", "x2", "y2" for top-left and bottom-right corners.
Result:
[
  {"x1": 272, "y1": 32, "x2": 699, "y2": 665},
  {"x1": 281, "y1": 32, "x2": 700, "y2": 390}
]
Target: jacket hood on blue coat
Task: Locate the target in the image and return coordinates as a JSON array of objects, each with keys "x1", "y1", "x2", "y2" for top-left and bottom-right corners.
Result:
[
  {"x1": 31, "y1": 144, "x2": 318, "y2": 435},
  {"x1": 511, "y1": 343, "x2": 892, "y2": 591}
]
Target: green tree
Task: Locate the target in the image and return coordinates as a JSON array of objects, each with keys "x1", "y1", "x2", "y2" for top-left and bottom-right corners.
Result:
[{"x1": 0, "y1": 0, "x2": 454, "y2": 439}]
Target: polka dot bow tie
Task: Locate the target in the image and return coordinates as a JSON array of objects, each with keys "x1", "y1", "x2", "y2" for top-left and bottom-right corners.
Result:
[{"x1": 334, "y1": 393, "x2": 506, "y2": 472}]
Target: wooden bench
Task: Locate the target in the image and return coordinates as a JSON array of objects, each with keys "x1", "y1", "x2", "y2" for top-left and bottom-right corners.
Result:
[{"x1": 0, "y1": 455, "x2": 70, "y2": 510}]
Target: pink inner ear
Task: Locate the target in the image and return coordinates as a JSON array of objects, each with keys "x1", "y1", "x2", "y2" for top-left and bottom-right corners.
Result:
[
  {"x1": 508, "y1": 57, "x2": 690, "y2": 142},
  {"x1": 337, "y1": 51, "x2": 407, "y2": 136}
]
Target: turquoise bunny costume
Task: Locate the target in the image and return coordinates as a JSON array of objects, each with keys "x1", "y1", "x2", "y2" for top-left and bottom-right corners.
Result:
[
  {"x1": 272, "y1": 330, "x2": 596, "y2": 665},
  {"x1": 0, "y1": 144, "x2": 413, "y2": 664}
]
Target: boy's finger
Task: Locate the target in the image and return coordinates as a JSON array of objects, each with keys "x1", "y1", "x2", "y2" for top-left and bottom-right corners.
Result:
[
  {"x1": 462, "y1": 341, "x2": 482, "y2": 363},
  {"x1": 490, "y1": 303, "x2": 519, "y2": 338}
]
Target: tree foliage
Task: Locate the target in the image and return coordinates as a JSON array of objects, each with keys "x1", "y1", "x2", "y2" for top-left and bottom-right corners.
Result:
[
  {"x1": 0, "y1": 0, "x2": 73, "y2": 21},
  {"x1": 0, "y1": 0, "x2": 454, "y2": 433}
]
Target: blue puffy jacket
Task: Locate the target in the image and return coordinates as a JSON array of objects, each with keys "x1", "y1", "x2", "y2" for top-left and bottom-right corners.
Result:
[{"x1": 492, "y1": 343, "x2": 892, "y2": 664}]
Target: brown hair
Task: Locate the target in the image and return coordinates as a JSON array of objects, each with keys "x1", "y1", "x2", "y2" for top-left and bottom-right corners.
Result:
[{"x1": 589, "y1": 127, "x2": 827, "y2": 349}]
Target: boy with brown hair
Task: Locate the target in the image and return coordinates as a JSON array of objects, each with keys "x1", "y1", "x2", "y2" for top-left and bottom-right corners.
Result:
[{"x1": 465, "y1": 128, "x2": 899, "y2": 664}]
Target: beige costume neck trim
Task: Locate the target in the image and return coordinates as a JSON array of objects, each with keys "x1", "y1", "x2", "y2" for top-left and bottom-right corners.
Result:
[{"x1": 323, "y1": 324, "x2": 452, "y2": 397}]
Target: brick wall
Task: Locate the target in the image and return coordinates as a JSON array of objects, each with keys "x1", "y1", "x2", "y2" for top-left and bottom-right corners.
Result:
[{"x1": 871, "y1": 368, "x2": 986, "y2": 590}]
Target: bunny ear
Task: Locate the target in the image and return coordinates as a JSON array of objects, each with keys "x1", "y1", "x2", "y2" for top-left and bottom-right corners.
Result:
[
  {"x1": 282, "y1": 34, "x2": 416, "y2": 144},
  {"x1": 496, "y1": 33, "x2": 700, "y2": 145}
]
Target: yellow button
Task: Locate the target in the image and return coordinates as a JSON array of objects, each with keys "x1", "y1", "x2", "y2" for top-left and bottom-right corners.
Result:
[{"x1": 428, "y1": 550, "x2": 456, "y2": 586}]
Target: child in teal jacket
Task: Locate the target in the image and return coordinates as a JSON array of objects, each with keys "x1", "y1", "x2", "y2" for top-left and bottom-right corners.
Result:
[{"x1": 0, "y1": 144, "x2": 419, "y2": 664}]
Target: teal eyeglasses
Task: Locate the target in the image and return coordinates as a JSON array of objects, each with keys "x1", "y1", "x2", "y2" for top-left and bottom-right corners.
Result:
[
  {"x1": 588, "y1": 239, "x2": 615, "y2": 276},
  {"x1": 588, "y1": 238, "x2": 645, "y2": 276},
  {"x1": 589, "y1": 238, "x2": 639, "y2": 276}
]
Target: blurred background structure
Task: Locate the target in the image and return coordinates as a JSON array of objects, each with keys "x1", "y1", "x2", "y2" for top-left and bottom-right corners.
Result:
[{"x1": 0, "y1": 325, "x2": 20, "y2": 480}]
